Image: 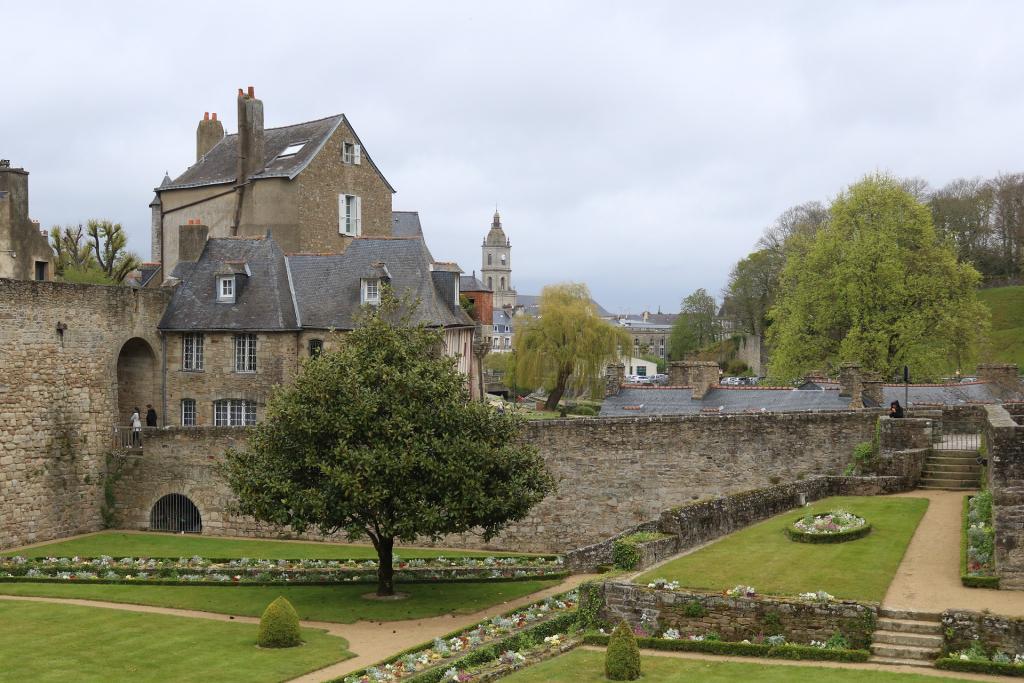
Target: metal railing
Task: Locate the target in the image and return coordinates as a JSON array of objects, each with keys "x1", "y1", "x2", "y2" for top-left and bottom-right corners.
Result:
[
  {"x1": 933, "y1": 421, "x2": 982, "y2": 451},
  {"x1": 112, "y1": 425, "x2": 144, "y2": 451}
]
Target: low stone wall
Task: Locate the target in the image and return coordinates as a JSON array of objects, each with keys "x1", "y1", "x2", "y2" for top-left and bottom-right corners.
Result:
[
  {"x1": 875, "y1": 448, "x2": 928, "y2": 488},
  {"x1": 1006, "y1": 403, "x2": 1024, "y2": 424},
  {"x1": 985, "y1": 404, "x2": 1024, "y2": 589},
  {"x1": 565, "y1": 522, "x2": 661, "y2": 572},
  {"x1": 943, "y1": 609, "x2": 1024, "y2": 655},
  {"x1": 596, "y1": 582, "x2": 877, "y2": 649},
  {"x1": 879, "y1": 416, "x2": 933, "y2": 451}
]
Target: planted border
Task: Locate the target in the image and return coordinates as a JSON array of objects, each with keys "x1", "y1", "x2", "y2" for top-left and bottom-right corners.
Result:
[
  {"x1": 936, "y1": 658, "x2": 1024, "y2": 677},
  {"x1": 785, "y1": 512, "x2": 871, "y2": 544},
  {"x1": 612, "y1": 532, "x2": 672, "y2": 570},
  {"x1": 582, "y1": 633, "x2": 870, "y2": 662},
  {"x1": 0, "y1": 572, "x2": 569, "y2": 588},
  {"x1": 962, "y1": 493, "x2": 999, "y2": 589}
]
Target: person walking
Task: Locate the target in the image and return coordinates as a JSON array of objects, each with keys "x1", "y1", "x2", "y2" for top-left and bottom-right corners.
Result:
[
  {"x1": 130, "y1": 407, "x2": 142, "y2": 447},
  {"x1": 146, "y1": 404, "x2": 158, "y2": 427}
]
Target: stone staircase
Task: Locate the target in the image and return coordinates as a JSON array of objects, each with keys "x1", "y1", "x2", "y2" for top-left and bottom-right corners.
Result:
[
  {"x1": 870, "y1": 608, "x2": 943, "y2": 667},
  {"x1": 918, "y1": 449, "x2": 981, "y2": 490}
]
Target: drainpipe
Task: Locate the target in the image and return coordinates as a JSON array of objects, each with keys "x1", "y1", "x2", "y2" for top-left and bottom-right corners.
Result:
[{"x1": 160, "y1": 331, "x2": 168, "y2": 428}]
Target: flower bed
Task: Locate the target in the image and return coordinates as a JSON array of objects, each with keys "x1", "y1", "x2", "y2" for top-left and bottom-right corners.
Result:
[
  {"x1": 785, "y1": 510, "x2": 871, "y2": 544},
  {"x1": 962, "y1": 492, "x2": 999, "y2": 589},
  {"x1": 582, "y1": 632, "x2": 869, "y2": 662},
  {"x1": 0, "y1": 555, "x2": 566, "y2": 586},
  {"x1": 937, "y1": 641, "x2": 1024, "y2": 677},
  {"x1": 337, "y1": 590, "x2": 580, "y2": 683}
]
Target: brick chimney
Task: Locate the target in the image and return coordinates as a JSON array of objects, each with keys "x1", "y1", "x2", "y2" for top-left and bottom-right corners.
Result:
[
  {"x1": 236, "y1": 86, "x2": 265, "y2": 184},
  {"x1": 668, "y1": 361, "x2": 719, "y2": 400},
  {"x1": 178, "y1": 219, "x2": 209, "y2": 263},
  {"x1": 838, "y1": 362, "x2": 861, "y2": 398},
  {"x1": 605, "y1": 362, "x2": 625, "y2": 397},
  {"x1": 861, "y1": 372, "x2": 884, "y2": 407},
  {"x1": 196, "y1": 111, "x2": 225, "y2": 161}
]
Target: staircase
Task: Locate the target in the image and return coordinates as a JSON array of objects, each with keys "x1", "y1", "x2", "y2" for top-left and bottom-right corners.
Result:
[
  {"x1": 870, "y1": 608, "x2": 944, "y2": 667},
  {"x1": 919, "y1": 450, "x2": 981, "y2": 490}
]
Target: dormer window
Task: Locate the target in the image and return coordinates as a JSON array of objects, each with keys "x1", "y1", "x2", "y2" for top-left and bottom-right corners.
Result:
[
  {"x1": 218, "y1": 276, "x2": 235, "y2": 303},
  {"x1": 276, "y1": 141, "x2": 307, "y2": 160},
  {"x1": 342, "y1": 142, "x2": 361, "y2": 165},
  {"x1": 362, "y1": 278, "x2": 380, "y2": 305}
]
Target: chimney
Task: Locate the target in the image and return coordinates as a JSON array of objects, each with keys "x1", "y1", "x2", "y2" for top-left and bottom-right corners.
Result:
[
  {"x1": 605, "y1": 362, "x2": 625, "y2": 397},
  {"x1": 667, "y1": 361, "x2": 687, "y2": 386},
  {"x1": 178, "y1": 219, "x2": 209, "y2": 263},
  {"x1": 236, "y1": 86, "x2": 265, "y2": 184},
  {"x1": 838, "y1": 362, "x2": 861, "y2": 398},
  {"x1": 861, "y1": 372, "x2": 884, "y2": 407},
  {"x1": 196, "y1": 111, "x2": 225, "y2": 161},
  {"x1": 668, "y1": 360, "x2": 719, "y2": 400}
]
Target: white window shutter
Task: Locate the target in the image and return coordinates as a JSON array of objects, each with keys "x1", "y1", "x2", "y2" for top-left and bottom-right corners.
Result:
[
  {"x1": 338, "y1": 194, "x2": 346, "y2": 234},
  {"x1": 354, "y1": 144, "x2": 362, "y2": 165},
  {"x1": 354, "y1": 196, "x2": 362, "y2": 235}
]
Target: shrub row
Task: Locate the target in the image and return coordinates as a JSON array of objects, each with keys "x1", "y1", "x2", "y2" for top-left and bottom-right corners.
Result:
[
  {"x1": 3, "y1": 554, "x2": 561, "y2": 564},
  {"x1": 582, "y1": 634, "x2": 870, "y2": 662},
  {"x1": 961, "y1": 493, "x2": 999, "y2": 588},
  {"x1": 936, "y1": 657, "x2": 1024, "y2": 677}
]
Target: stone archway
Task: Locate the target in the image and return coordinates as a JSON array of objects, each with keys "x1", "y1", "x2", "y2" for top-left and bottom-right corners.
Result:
[
  {"x1": 149, "y1": 493, "x2": 203, "y2": 533},
  {"x1": 116, "y1": 337, "x2": 157, "y2": 426}
]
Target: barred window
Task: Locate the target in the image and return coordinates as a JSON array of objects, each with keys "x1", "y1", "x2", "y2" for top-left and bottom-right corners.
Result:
[
  {"x1": 181, "y1": 399, "x2": 196, "y2": 426},
  {"x1": 234, "y1": 334, "x2": 257, "y2": 373},
  {"x1": 308, "y1": 339, "x2": 323, "y2": 358},
  {"x1": 213, "y1": 399, "x2": 256, "y2": 427},
  {"x1": 182, "y1": 333, "x2": 204, "y2": 371}
]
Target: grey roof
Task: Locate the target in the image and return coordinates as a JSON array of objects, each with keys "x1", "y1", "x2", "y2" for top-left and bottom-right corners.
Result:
[
  {"x1": 461, "y1": 273, "x2": 489, "y2": 291},
  {"x1": 881, "y1": 382, "x2": 1004, "y2": 405},
  {"x1": 287, "y1": 237, "x2": 474, "y2": 330},
  {"x1": 517, "y1": 294, "x2": 613, "y2": 319},
  {"x1": 392, "y1": 211, "x2": 423, "y2": 238},
  {"x1": 617, "y1": 312, "x2": 679, "y2": 326},
  {"x1": 160, "y1": 115, "x2": 395, "y2": 193},
  {"x1": 159, "y1": 237, "x2": 298, "y2": 331},
  {"x1": 493, "y1": 308, "x2": 514, "y2": 330}
]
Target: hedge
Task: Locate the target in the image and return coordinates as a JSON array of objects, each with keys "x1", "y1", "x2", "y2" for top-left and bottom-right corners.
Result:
[
  {"x1": 961, "y1": 494, "x2": 1000, "y2": 589},
  {"x1": 582, "y1": 634, "x2": 870, "y2": 662},
  {"x1": 936, "y1": 657, "x2": 1024, "y2": 677},
  {"x1": 785, "y1": 513, "x2": 872, "y2": 544}
]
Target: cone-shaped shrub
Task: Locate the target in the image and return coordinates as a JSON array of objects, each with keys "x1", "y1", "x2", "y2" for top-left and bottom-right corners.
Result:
[
  {"x1": 605, "y1": 620, "x2": 641, "y2": 680},
  {"x1": 258, "y1": 596, "x2": 302, "y2": 648}
]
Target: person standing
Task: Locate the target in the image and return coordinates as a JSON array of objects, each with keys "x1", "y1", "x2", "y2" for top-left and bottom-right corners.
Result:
[
  {"x1": 889, "y1": 400, "x2": 905, "y2": 418},
  {"x1": 130, "y1": 407, "x2": 142, "y2": 447},
  {"x1": 146, "y1": 404, "x2": 158, "y2": 428}
]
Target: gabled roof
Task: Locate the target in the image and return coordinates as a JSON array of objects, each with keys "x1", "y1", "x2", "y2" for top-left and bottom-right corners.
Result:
[
  {"x1": 392, "y1": 211, "x2": 423, "y2": 238},
  {"x1": 159, "y1": 237, "x2": 298, "y2": 331},
  {"x1": 160, "y1": 114, "x2": 395, "y2": 193},
  {"x1": 517, "y1": 294, "x2": 614, "y2": 319},
  {"x1": 461, "y1": 273, "x2": 489, "y2": 291}
]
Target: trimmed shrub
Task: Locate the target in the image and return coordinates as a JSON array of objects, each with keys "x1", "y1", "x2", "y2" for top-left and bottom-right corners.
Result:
[
  {"x1": 936, "y1": 658, "x2": 1024, "y2": 677},
  {"x1": 605, "y1": 621, "x2": 641, "y2": 680},
  {"x1": 612, "y1": 531, "x2": 669, "y2": 570},
  {"x1": 583, "y1": 634, "x2": 870, "y2": 663},
  {"x1": 258, "y1": 596, "x2": 301, "y2": 648}
]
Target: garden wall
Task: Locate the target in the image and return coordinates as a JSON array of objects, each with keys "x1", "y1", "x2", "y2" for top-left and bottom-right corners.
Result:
[
  {"x1": 594, "y1": 582, "x2": 877, "y2": 649},
  {"x1": 985, "y1": 404, "x2": 1024, "y2": 589},
  {"x1": 943, "y1": 609, "x2": 1024, "y2": 655},
  {"x1": 109, "y1": 410, "x2": 878, "y2": 553}
]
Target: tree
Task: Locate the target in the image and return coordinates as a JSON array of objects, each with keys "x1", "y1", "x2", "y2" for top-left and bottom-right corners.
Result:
[
  {"x1": 667, "y1": 288, "x2": 720, "y2": 360},
  {"x1": 767, "y1": 174, "x2": 990, "y2": 382},
  {"x1": 723, "y1": 249, "x2": 784, "y2": 336},
  {"x1": 757, "y1": 201, "x2": 829, "y2": 257},
  {"x1": 86, "y1": 219, "x2": 141, "y2": 284},
  {"x1": 222, "y1": 292, "x2": 555, "y2": 596},
  {"x1": 49, "y1": 224, "x2": 96, "y2": 275},
  {"x1": 510, "y1": 283, "x2": 629, "y2": 411}
]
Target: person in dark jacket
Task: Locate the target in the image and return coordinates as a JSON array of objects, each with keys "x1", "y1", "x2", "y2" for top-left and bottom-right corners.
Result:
[
  {"x1": 889, "y1": 400, "x2": 905, "y2": 418},
  {"x1": 146, "y1": 404, "x2": 158, "y2": 427}
]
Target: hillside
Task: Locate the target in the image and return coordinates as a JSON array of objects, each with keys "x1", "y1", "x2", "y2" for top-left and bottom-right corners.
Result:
[{"x1": 978, "y1": 285, "x2": 1024, "y2": 368}]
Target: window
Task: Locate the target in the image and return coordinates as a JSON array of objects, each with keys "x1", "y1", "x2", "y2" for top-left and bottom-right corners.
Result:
[
  {"x1": 182, "y1": 333, "x2": 204, "y2": 371},
  {"x1": 659, "y1": 339, "x2": 665, "y2": 357},
  {"x1": 342, "y1": 142, "x2": 361, "y2": 164},
  {"x1": 362, "y1": 278, "x2": 380, "y2": 305},
  {"x1": 487, "y1": 276, "x2": 493, "y2": 289},
  {"x1": 500, "y1": 276, "x2": 505, "y2": 290},
  {"x1": 218, "y1": 276, "x2": 235, "y2": 302},
  {"x1": 234, "y1": 334, "x2": 257, "y2": 373},
  {"x1": 487, "y1": 253, "x2": 492, "y2": 265},
  {"x1": 500, "y1": 254, "x2": 506, "y2": 265},
  {"x1": 308, "y1": 339, "x2": 323, "y2": 357},
  {"x1": 636, "y1": 366, "x2": 647, "y2": 377},
  {"x1": 181, "y1": 399, "x2": 196, "y2": 426},
  {"x1": 277, "y1": 141, "x2": 307, "y2": 159},
  {"x1": 338, "y1": 194, "x2": 362, "y2": 235},
  {"x1": 492, "y1": 337, "x2": 500, "y2": 349},
  {"x1": 214, "y1": 399, "x2": 256, "y2": 427},
  {"x1": 453, "y1": 277, "x2": 460, "y2": 306},
  {"x1": 504, "y1": 337, "x2": 511, "y2": 349},
  {"x1": 34, "y1": 261, "x2": 48, "y2": 281}
]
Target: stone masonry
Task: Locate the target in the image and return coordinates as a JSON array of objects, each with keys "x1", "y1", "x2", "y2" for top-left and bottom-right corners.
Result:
[{"x1": 986, "y1": 404, "x2": 1024, "y2": 588}]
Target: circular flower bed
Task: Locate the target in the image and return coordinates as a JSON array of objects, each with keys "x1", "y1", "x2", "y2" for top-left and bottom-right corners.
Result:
[{"x1": 785, "y1": 510, "x2": 871, "y2": 544}]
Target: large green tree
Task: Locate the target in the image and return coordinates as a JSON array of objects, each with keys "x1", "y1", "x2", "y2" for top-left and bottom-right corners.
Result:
[
  {"x1": 87, "y1": 219, "x2": 141, "y2": 284},
  {"x1": 511, "y1": 283, "x2": 629, "y2": 411},
  {"x1": 222, "y1": 293, "x2": 554, "y2": 596},
  {"x1": 667, "y1": 288, "x2": 720, "y2": 360},
  {"x1": 723, "y1": 249, "x2": 784, "y2": 336},
  {"x1": 767, "y1": 174, "x2": 990, "y2": 381}
]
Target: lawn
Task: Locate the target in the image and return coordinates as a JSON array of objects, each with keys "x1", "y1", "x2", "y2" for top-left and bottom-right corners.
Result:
[
  {"x1": 635, "y1": 496, "x2": 929, "y2": 602},
  {"x1": 978, "y1": 285, "x2": 1024, "y2": 368},
  {"x1": 502, "y1": 648, "x2": 971, "y2": 682},
  {"x1": 0, "y1": 599, "x2": 352, "y2": 683},
  {"x1": 2, "y1": 531, "x2": 531, "y2": 559},
  {"x1": 0, "y1": 579, "x2": 560, "y2": 623}
]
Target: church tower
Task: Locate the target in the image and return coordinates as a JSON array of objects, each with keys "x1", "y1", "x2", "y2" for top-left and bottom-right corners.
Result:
[{"x1": 481, "y1": 210, "x2": 516, "y2": 310}]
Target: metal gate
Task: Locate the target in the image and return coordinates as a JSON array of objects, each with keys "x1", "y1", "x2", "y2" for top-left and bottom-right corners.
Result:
[
  {"x1": 149, "y1": 493, "x2": 202, "y2": 533},
  {"x1": 933, "y1": 421, "x2": 982, "y2": 451}
]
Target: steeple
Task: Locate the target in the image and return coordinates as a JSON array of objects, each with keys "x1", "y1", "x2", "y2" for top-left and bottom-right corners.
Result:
[
  {"x1": 483, "y1": 208, "x2": 510, "y2": 248},
  {"x1": 480, "y1": 210, "x2": 515, "y2": 309}
]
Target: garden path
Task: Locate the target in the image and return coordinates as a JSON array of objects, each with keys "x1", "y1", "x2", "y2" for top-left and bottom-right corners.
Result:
[
  {"x1": 0, "y1": 573, "x2": 595, "y2": 683},
  {"x1": 883, "y1": 489, "x2": 1024, "y2": 615}
]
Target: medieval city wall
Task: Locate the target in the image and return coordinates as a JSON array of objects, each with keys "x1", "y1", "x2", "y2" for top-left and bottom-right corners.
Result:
[{"x1": 0, "y1": 279, "x2": 169, "y2": 549}]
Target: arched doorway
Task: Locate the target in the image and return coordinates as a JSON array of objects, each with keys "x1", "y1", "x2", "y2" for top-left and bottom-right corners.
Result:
[
  {"x1": 150, "y1": 493, "x2": 202, "y2": 533},
  {"x1": 116, "y1": 337, "x2": 157, "y2": 426}
]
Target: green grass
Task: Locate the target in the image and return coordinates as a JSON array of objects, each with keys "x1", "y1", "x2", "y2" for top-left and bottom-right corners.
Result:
[
  {"x1": 978, "y1": 285, "x2": 1024, "y2": 368},
  {"x1": 636, "y1": 496, "x2": 928, "y2": 602},
  {"x1": 0, "y1": 599, "x2": 352, "y2": 683},
  {"x1": 0, "y1": 579, "x2": 559, "y2": 623},
  {"x1": 1, "y1": 531, "x2": 531, "y2": 559},
  {"x1": 502, "y1": 649, "x2": 972, "y2": 682}
]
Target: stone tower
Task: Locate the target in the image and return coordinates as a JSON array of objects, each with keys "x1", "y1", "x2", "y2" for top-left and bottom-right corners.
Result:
[{"x1": 481, "y1": 210, "x2": 516, "y2": 310}]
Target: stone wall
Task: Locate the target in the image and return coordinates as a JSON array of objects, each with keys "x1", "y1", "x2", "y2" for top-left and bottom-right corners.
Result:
[
  {"x1": 0, "y1": 279, "x2": 170, "y2": 549},
  {"x1": 985, "y1": 404, "x2": 1024, "y2": 588},
  {"x1": 596, "y1": 582, "x2": 877, "y2": 649},
  {"x1": 878, "y1": 416, "x2": 932, "y2": 451},
  {"x1": 110, "y1": 410, "x2": 877, "y2": 552},
  {"x1": 943, "y1": 609, "x2": 1024, "y2": 655}
]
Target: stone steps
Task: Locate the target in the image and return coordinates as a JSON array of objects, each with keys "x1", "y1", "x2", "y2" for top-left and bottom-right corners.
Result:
[
  {"x1": 876, "y1": 617, "x2": 942, "y2": 636},
  {"x1": 873, "y1": 630, "x2": 943, "y2": 649},
  {"x1": 918, "y1": 478, "x2": 980, "y2": 490},
  {"x1": 870, "y1": 642, "x2": 942, "y2": 662},
  {"x1": 870, "y1": 609, "x2": 943, "y2": 667},
  {"x1": 924, "y1": 462, "x2": 981, "y2": 474},
  {"x1": 869, "y1": 655, "x2": 937, "y2": 668}
]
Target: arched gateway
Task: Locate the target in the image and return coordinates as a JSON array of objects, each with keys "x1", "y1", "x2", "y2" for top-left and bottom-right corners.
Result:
[{"x1": 149, "y1": 494, "x2": 202, "y2": 533}]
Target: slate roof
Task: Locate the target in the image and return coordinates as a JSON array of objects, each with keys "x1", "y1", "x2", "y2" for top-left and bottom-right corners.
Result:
[
  {"x1": 881, "y1": 382, "x2": 1005, "y2": 405},
  {"x1": 460, "y1": 273, "x2": 489, "y2": 291},
  {"x1": 517, "y1": 294, "x2": 613, "y2": 319},
  {"x1": 160, "y1": 114, "x2": 394, "y2": 193},
  {"x1": 492, "y1": 308, "x2": 514, "y2": 331},
  {"x1": 287, "y1": 237, "x2": 473, "y2": 330},
  {"x1": 617, "y1": 312, "x2": 679, "y2": 326},
  {"x1": 392, "y1": 211, "x2": 424, "y2": 238},
  {"x1": 159, "y1": 237, "x2": 298, "y2": 331}
]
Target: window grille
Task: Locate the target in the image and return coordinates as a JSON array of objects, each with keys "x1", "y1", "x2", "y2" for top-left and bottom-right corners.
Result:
[
  {"x1": 309, "y1": 339, "x2": 323, "y2": 357},
  {"x1": 149, "y1": 494, "x2": 202, "y2": 533},
  {"x1": 182, "y1": 334, "x2": 204, "y2": 371},
  {"x1": 181, "y1": 399, "x2": 196, "y2": 426},
  {"x1": 214, "y1": 399, "x2": 256, "y2": 427},
  {"x1": 234, "y1": 334, "x2": 256, "y2": 373}
]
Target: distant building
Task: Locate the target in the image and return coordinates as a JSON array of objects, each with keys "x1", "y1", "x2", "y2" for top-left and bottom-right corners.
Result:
[
  {"x1": 491, "y1": 308, "x2": 514, "y2": 352},
  {"x1": 615, "y1": 314, "x2": 674, "y2": 359},
  {"x1": 0, "y1": 161, "x2": 53, "y2": 281},
  {"x1": 481, "y1": 211, "x2": 516, "y2": 310}
]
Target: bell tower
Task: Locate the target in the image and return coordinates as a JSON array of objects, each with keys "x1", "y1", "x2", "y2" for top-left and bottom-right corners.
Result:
[{"x1": 481, "y1": 210, "x2": 516, "y2": 309}]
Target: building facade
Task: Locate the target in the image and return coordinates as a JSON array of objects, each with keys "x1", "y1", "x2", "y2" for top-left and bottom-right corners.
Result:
[
  {"x1": 480, "y1": 211, "x2": 516, "y2": 310},
  {"x1": 0, "y1": 162, "x2": 53, "y2": 281}
]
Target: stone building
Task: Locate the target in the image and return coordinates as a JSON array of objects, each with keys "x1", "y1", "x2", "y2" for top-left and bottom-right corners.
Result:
[
  {"x1": 0, "y1": 161, "x2": 53, "y2": 281},
  {"x1": 150, "y1": 87, "x2": 395, "y2": 282},
  {"x1": 480, "y1": 211, "x2": 515, "y2": 310}
]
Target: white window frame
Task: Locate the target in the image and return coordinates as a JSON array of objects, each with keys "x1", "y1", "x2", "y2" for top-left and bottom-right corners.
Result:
[
  {"x1": 504, "y1": 337, "x2": 512, "y2": 349},
  {"x1": 182, "y1": 333, "x2": 204, "y2": 371},
  {"x1": 233, "y1": 334, "x2": 257, "y2": 373},
  {"x1": 362, "y1": 278, "x2": 380, "y2": 305},
  {"x1": 338, "y1": 194, "x2": 362, "y2": 235},
  {"x1": 217, "y1": 276, "x2": 235, "y2": 303},
  {"x1": 181, "y1": 399, "x2": 196, "y2": 426},
  {"x1": 214, "y1": 399, "x2": 256, "y2": 427},
  {"x1": 342, "y1": 142, "x2": 362, "y2": 165}
]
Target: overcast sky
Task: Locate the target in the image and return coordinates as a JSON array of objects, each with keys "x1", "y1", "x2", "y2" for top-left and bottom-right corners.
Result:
[{"x1": 5, "y1": 2, "x2": 1024, "y2": 313}]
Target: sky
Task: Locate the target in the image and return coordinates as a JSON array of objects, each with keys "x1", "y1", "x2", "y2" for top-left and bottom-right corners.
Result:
[{"x1": 4, "y1": 1, "x2": 1024, "y2": 313}]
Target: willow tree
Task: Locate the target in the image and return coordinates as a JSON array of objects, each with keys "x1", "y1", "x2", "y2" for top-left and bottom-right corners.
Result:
[
  {"x1": 767, "y1": 174, "x2": 990, "y2": 382},
  {"x1": 512, "y1": 283, "x2": 630, "y2": 410}
]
